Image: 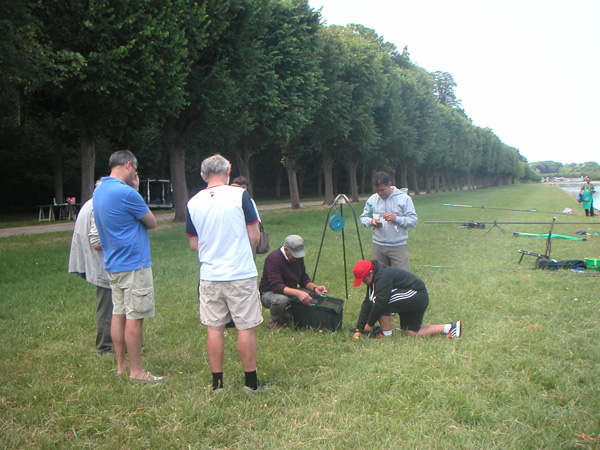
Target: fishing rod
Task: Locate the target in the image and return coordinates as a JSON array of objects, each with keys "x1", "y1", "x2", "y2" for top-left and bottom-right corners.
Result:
[
  {"x1": 512, "y1": 232, "x2": 586, "y2": 241},
  {"x1": 414, "y1": 264, "x2": 600, "y2": 277},
  {"x1": 442, "y1": 203, "x2": 575, "y2": 215},
  {"x1": 425, "y1": 220, "x2": 598, "y2": 225}
]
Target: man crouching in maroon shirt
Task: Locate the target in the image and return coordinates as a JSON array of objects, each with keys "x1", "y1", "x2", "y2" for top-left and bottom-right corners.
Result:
[{"x1": 258, "y1": 235, "x2": 328, "y2": 328}]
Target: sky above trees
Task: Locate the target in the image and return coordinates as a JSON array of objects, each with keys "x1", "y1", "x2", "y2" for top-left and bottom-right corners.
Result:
[{"x1": 309, "y1": 0, "x2": 600, "y2": 165}]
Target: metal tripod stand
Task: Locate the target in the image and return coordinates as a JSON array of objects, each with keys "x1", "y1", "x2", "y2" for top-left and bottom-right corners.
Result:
[{"x1": 313, "y1": 194, "x2": 364, "y2": 301}]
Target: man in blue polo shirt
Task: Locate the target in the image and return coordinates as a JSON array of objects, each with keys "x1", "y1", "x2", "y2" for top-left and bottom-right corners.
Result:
[
  {"x1": 93, "y1": 150, "x2": 162, "y2": 383},
  {"x1": 186, "y1": 154, "x2": 264, "y2": 394}
]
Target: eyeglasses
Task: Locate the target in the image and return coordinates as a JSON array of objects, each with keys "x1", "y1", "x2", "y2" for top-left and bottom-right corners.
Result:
[{"x1": 129, "y1": 161, "x2": 138, "y2": 173}]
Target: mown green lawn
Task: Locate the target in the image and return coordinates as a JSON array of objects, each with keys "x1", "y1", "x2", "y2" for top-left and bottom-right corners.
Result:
[{"x1": 1, "y1": 183, "x2": 599, "y2": 450}]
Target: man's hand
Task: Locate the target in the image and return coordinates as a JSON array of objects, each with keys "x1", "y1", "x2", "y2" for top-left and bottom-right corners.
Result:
[
  {"x1": 296, "y1": 289, "x2": 313, "y2": 306},
  {"x1": 131, "y1": 173, "x2": 140, "y2": 191},
  {"x1": 382, "y1": 212, "x2": 396, "y2": 222},
  {"x1": 314, "y1": 285, "x2": 328, "y2": 296},
  {"x1": 371, "y1": 218, "x2": 382, "y2": 228},
  {"x1": 363, "y1": 324, "x2": 373, "y2": 333}
]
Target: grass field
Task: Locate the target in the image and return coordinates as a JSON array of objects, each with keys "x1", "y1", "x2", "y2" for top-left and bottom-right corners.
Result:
[{"x1": 1, "y1": 183, "x2": 599, "y2": 450}]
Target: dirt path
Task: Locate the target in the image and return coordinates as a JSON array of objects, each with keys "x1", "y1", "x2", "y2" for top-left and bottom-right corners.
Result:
[{"x1": 0, "y1": 200, "x2": 334, "y2": 238}]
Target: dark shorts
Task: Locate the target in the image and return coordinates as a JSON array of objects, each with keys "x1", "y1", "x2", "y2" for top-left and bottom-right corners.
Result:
[{"x1": 385, "y1": 288, "x2": 429, "y2": 332}]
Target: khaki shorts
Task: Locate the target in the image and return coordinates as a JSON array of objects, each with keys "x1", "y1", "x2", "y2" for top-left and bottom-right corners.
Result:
[
  {"x1": 108, "y1": 266, "x2": 155, "y2": 320},
  {"x1": 372, "y1": 243, "x2": 410, "y2": 271},
  {"x1": 199, "y1": 277, "x2": 263, "y2": 330}
]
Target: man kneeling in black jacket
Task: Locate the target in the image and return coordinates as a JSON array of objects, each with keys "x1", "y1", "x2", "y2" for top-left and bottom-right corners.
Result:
[{"x1": 352, "y1": 260, "x2": 461, "y2": 339}]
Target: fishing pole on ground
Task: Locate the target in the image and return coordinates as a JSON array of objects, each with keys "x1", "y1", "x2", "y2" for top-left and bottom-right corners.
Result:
[
  {"x1": 425, "y1": 220, "x2": 599, "y2": 225},
  {"x1": 442, "y1": 203, "x2": 577, "y2": 215},
  {"x1": 512, "y1": 232, "x2": 587, "y2": 241},
  {"x1": 430, "y1": 220, "x2": 592, "y2": 238},
  {"x1": 425, "y1": 219, "x2": 600, "y2": 234},
  {"x1": 413, "y1": 264, "x2": 600, "y2": 276},
  {"x1": 426, "y1": 218, "x2": 593, "y2": 270}
]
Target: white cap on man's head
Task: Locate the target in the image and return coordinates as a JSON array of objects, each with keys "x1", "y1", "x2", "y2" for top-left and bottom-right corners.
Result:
[{"x1": 283, "y1": 235, "x2": 305, "y2": 258}]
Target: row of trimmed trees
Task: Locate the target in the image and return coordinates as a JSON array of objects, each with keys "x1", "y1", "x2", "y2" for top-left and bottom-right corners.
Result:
[{"x1": 1, "y1": 0, "x2": 538, "y2": 216}]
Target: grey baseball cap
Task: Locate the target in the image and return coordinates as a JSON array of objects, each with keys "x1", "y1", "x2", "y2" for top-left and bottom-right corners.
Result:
[{"x1": 283, "y1": 235, "x2": 305, "y2": 258}]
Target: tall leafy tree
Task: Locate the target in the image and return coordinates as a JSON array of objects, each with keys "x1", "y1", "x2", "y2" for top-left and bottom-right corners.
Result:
[
  {"x1": 0, "y1": 1, "x2": 41, "y2": 126},
  {"x1": 385, "y1": 63, "x2": 434, "y2": 190},
  {"x1": 432, "y1": 70, "x2": 462, "y2": 111},
  {"x1": 0, "y1": 1, "x2": 85, "y2": 206},
  {"x1": 332, "y1": 24, "x2": 387, "y2": 202},
  {"x1": 31, "y1": 0, "x2": 205, "y2": 203},
  {"x1": 371, "y1": 49, "x2": 408, "y2": 188},
  {"x1": 304, "y1": 25, "x2": 354, "y2": 204},
  {"x1": 224, "y1": 0, "x2": 283, "y2": 192},
  {"x1": 263, "y1": 0, "x2": 323, "y2": 209},
  {"x1": 161, "y1": 0, "x2": 234, "y2": 221}
]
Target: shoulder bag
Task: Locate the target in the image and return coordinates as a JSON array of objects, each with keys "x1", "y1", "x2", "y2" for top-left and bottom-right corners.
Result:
[{"x1": 256, "y1": 222, "x2": 270, "y2": 254}]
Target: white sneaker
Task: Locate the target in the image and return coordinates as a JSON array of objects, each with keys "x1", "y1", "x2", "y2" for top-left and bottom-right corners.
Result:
[
  {"x1": 242, "y1": 383, "x2": 269, "y2": 395},
  {"x1": 447, "y1": 321, "x2": 461, "y2": 339}
]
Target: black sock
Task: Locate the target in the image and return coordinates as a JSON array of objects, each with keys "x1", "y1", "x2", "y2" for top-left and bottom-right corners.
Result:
[
  {"x1": 212, "y1": 372, "x2": 223, "y2": 390},
  {"x1": 244, "y1": 370, "x2": 258, "y2": 390}
]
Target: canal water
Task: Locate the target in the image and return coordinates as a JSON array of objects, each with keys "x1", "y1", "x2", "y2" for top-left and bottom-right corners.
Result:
[{"x1": 553, "y1": 179, "x2": 584, "y2": 198}]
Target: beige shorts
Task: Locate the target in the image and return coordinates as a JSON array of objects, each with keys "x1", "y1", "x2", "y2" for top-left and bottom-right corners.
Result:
[
  {"x1": 372, "y1": 243, "x2": 410, "y2": 271},
  {"x1": 108, "y1": 266, "x2": 155, "y2": 320},
  {"x1": 199, "y1": 277, "x2": 263, "y2": 330}
]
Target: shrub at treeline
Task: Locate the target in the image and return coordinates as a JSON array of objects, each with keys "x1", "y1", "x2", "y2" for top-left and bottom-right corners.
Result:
[
  {"x1": 1, "y1": 0, "x2": 540, "y2": 215},
  {"x1": 529, "y1": 161, "x2": 600, "y2": 179}
]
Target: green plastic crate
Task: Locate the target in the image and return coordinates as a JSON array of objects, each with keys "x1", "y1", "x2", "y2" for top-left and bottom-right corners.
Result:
[{"x1": 585, "y1": 258, "x2": 600, "y2": 271}]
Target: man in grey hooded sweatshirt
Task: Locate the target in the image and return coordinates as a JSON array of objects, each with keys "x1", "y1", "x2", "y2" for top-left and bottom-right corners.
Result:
[{"x1": 359, "y1": 171, "x2": 418, "y2": 271}]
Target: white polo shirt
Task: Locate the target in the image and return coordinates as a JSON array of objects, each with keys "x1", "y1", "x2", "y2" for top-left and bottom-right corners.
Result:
[{"x1": 186, "y1": 185, "x2": 259, "y2": 281}]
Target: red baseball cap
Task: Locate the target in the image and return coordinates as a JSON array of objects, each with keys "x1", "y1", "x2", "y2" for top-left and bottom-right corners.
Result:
[{"x1": 353, "y1": 260, "x2": 374, "y2": 286}]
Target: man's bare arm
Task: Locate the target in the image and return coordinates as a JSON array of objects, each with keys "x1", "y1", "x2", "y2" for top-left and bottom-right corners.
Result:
[
  {"x1": 140, "y1": 211, "x2": 157, "y2": 229},
  {"x1": 247, "y1": 222, "x2": 260, "y2": 250},
  {"x1": 188, "y1": 236, "x2": 198, "y2": 253}
]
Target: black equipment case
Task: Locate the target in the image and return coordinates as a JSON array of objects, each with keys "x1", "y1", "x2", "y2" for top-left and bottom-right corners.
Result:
[{"x1": 290, "y1": 292, "x2": 344, "y2": 331}]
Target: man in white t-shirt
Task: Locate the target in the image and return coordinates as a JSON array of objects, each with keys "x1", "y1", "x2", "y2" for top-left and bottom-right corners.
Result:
[{"x1": 186, "y1": 154, "x2": 265, "y2": 393}]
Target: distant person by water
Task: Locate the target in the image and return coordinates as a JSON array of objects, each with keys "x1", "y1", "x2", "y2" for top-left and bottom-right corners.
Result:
[{"x1": 579, "y1": 176, "x2": 595, "y2": 217}]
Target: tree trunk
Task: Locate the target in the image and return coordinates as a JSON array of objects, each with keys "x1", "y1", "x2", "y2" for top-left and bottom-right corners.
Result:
[
  {"x1": 322, "y1": 145, "x2": 334, "y2": 205},
  {"x1": 411, "y1": 169, "x2": 420, "y2": 195},
  {"x1": 80, "y1": 129, "x2": 96, "y2": 204},
  {"x1": 333, "y1": 167, "x2": 338, "y2": 196},
  {"x1": 348, "y1": 160, "x2": 359, "y2": 202},
  {"x1": 360, "y1": 162, "x2": 367, "y2": 194},
  {"x1": 389, "y1": 171, "x2": 396, "y2": 186},
  {"x1": 53, "y1": 131, "x2": 64, "y2": 203},
  {"x1": 275, "y1": 165, "x2": 282, "y2": 199},
  {"x1": 317, "y1": 171, "x2": 322, "y2": 197},
  {"x1": 286, "y1": 155, "x2": 301, "y2": 209},
  {"x1": 399, "y1": 167, "x2": 408, "y2": 189},
  {"x1": 424, "y1": 167, "x2": 432, "y2": 194},
  {"x1": 234, "y1": 143, "x2": 253, "y2": 195},
  {"x1": 165, "y1": 123, "x2": 189, "y2": 223}
]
